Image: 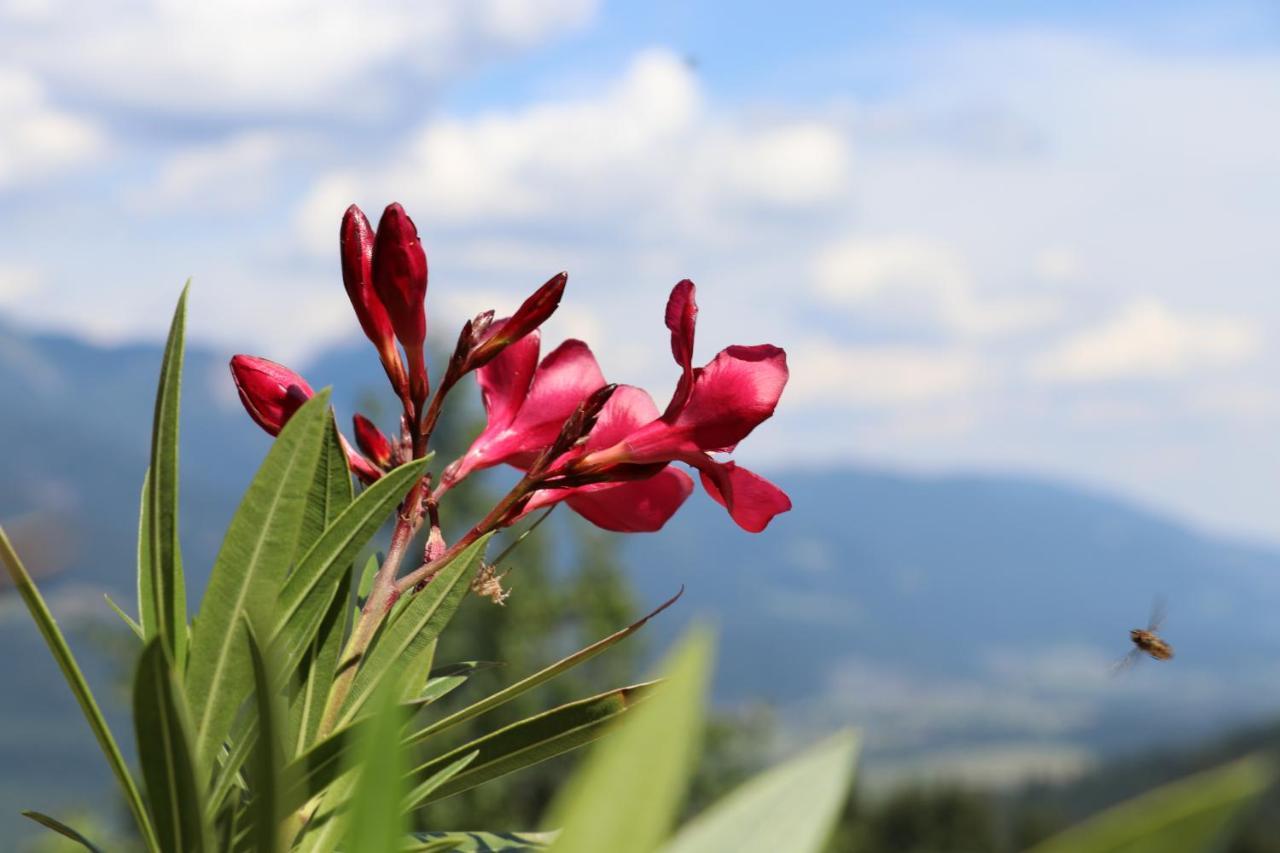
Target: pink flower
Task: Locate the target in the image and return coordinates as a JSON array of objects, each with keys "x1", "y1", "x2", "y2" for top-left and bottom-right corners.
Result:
[
  {"x1": 371, "y1": 203, "x2": 429, "y2": 407},
  {"x1": 340, "y1": 205, "x2": 407, "y2": 394},
  {"x1": 443, "y1": 327, "x2": 606, "y2": 485},
  {"x1": 575, "y1": 281, "x2": 791, "y2": 532},
  {"x1": 522, "y1": 386, "x2": 693, "y2": 532},
  {"x1": 230, "y1": 355, "x2": 314, "y2": 437}
]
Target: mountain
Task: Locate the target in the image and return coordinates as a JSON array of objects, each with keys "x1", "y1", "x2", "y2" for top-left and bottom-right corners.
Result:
[{"x1": 3, "y1": 320, "x2": 1280, "y2": 839}]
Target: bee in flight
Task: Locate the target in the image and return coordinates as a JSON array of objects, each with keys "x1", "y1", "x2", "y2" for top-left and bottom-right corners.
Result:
[{"x1": 1113, "y1": 599, "x2": 1174, "y2": 673}]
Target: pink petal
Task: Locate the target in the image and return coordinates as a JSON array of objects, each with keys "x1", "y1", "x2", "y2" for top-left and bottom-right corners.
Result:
[
  {"x1": 662, "y1": 279, "x2": 698, "y2": 418},
  {"x1": 477, "y1": 326, "x2": 541, "y2": 431},
  {"x1": 451, "y1": 337, "x2": 605, "y2": 481},
  {"x1": 523, "y1": 467, "x2": 693, "y2": 532},
  {"x1": 500, "y1": 338, "x2": 606, "y2": 457},
  {"x1": 694, "y1": 458, "x2": 791, "y2": 533},
  {"x1": 566, "y1": 468, "x2": 694, "y2": 532},
  {"x1": 670, "y1": 344, "x2": 788, "y2": 451},
  {"x1": 586, "y1": 385, "x2": 661, "y2": 450}
]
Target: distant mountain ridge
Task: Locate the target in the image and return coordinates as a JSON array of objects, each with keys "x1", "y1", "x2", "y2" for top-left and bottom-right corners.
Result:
[{"x1": 3, "y1": 320, "x2": 1280, "y2": 838}]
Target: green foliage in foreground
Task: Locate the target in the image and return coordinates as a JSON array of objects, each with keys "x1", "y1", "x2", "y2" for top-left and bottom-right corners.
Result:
[{"x1": 0, "y1": 289, "x2": 1274, "y2": 852}]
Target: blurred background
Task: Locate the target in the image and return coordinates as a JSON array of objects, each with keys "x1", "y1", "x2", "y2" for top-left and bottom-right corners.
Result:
[{"x1": 3, "y1": 1, "x2": 1280, "y2": 849}]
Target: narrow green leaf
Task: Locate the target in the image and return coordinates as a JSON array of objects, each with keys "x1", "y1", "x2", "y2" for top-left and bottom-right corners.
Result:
[
  {"x1": 409, "y1": 682, "x2": 657, "y2": 808},
  {"x1": 345, "y1": 678, "x2": 409, "y2": 853},
  {"x1": 289, "y1": 566, "x2": 352, "y2": 756},
  {"x1": 296, "y1": 414, "x2": 354, "y2": 563},
  {"x1": 408, "y1": 589, "x2": 681, "y2": 747},
  {"x1": 335, "y1": 534, "x2": 490, "y2": 728},
  {"x1": 661, "y1": 730, "x2": 858, "y2": 853},
  {"x1": 547, "y1": 630, "x2": 713, "y2": 853},
  {"x1": 1028, "y1": 755, "x2": 1273, "y2": 853},
  {"x1": 401, "y1": 751, "x2": 478, "y2": 813},
  {"x1": 404, "y1": 830, "x2": 555, "y2": 852},
  {"x1": 246, "y1": 621, "x2": 287, "y2": 853},
  {"x1": 134, "y1": 639, "x2": 212, "y2": 853},
  {"x1": 0, "y1": 527, "x2": 158, "y2": 852},
  {"x1": 105, "y1": 593, "x2": 144, "y2": 639},
  {"x1": 140, "y1": 284, "x2": 190, "y2": 669},
  {"x1": 21, "y1": 811, "x2": 105, "y2": 852},
  {"x1": 287, "y1": 414, "x2": 354, "y2": 758},
  {"x1": 273, "y1": 457, "x2": 430, "y2": 676},
  {"x1": 186, "y1": 390, "x2": 331, "y2": 771}
]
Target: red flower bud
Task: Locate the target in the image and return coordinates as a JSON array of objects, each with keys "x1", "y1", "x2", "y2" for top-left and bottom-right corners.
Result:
[
  {"x1": 467, "y1": 272, "x2": 567, "y2": 371},
  {"x1": 372, "y1": 203, "x2": 429, "y2": 407},
  {"x1": 230, "y1": 355, "x2": 314, "y2": 436},
  {"x1": 352, "y1": 413, "x2": 393, "y2": 468},
  {"x1": 341, "y1": 205, "x2": 407, "y2": 394}
]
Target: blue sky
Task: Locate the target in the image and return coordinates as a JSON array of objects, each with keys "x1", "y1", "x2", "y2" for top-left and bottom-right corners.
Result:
[{"x1": 3, "y1": 1, "x2": 1280, "y2": 539}]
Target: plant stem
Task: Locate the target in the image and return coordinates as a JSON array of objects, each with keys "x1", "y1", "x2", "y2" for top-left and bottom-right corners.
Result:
[{"x1": 315, "y1": 479, "x2": 423, "y2": 740}]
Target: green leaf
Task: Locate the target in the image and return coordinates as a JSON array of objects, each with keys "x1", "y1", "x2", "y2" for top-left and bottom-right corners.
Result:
[
  {"x1": 1028, "y1": 755, "x2": 1273, "y2": 853},
  {"x1": 335, "y1": 534, "x2": 490, "y2": 728},
  {"x1": 661, "y1": 730, "x2": 857, "y2": 853},
  {"x1": 245, "y1": 621, "x2": 287, "y2": 853},
  {"x1": 345, "y1": 678, "x2": 409, "y2": 853},
  {"x1": 401, "y1": 751, "x2": 478, "y2": 813},
  {"x1": 405, "y1": 830, "x2": 556, "y2": 852},
  {"x1": 286, "y1": 414, "x2": 354, "y2": 758},
  {"x1": 21, "y1": 811, "x2": 105, "y2": 852},
  {"x1": 186, "y1": 390, "x2": 330, "y2": 771},
  {"x1": 409, "y1": 682, "x2": 657, "y2": 808},
  {"x1": 288, "y1": 566, "x2": 351, "y2": 757},
  {"x1": 407, "y1": 589, "x2": 681, "y2": 747},
  {"x1": 134, "y1": 639, "x2": 212, "y2": 853},
  {"x1": 296, "y1": 414, "x2": 354, "y2": 563},
  {"x1": 547, "y1": 630, "x2": 713, "y2": 853},
  {"x1": 139, "y1": 284, "x2": 190, "y2": 669},
  {"x1": 0, "y1": 527, "x2": 158, "y2": 852},
  {"x1": 273, "y1": 457, "x2": 430, "y2": 677},
  {"x1": 105, "y1": 593, "x2": 144, "y2": 639},
  {"x1": 416, "y1": 661, "x2": 499, "y2": 708}
]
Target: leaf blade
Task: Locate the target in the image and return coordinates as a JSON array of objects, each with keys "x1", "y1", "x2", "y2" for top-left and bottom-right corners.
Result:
[
  {"x1": 1028, "y1": 755, "x2": 1273, "y2": 853},
  {"x1": 660, "y1": 730, "x2": 857, "y2": 853},
  {"x1": 547, "y1": 630, "x2": 713, "y2": 853},
  {"x1": 140, "y1": 285, "x2": 190, "y2": 668},
  {"x1": 134, "y1": 639, "x2": 212, "y2": 853},
  {"x1": 407, "y1": 588, "x2": 681, "y2": 747},
  {"x1": 186, "y1": 390, "x2": 331, "y2": 771}
]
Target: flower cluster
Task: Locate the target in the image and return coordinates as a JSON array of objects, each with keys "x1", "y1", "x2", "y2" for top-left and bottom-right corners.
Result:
[{"x1": 231, "y1": 202, "x2": 790, "y2": 578}]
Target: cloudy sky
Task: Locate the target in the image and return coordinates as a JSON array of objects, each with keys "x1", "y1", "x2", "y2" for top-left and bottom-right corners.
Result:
[{"x1": 3, "y1": 1, "x2": 1280, "y2": 539}]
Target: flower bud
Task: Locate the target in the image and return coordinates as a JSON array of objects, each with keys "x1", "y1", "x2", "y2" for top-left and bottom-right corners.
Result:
[
  {"x1": 341, "y1": 205, "x2": 407, "y2": 394},
  {"x1": 230, "y1": 355, "x2": 314, "y2": 436},
  {"x1": 352, "y1": 413, "x2": 393, "y2": 468},
  {"x1": 371, "y1": 203, "x2": 428, "y2": 347},
  {"x1": 467, "y1": 272, "x2": 567, "y2": 371}
]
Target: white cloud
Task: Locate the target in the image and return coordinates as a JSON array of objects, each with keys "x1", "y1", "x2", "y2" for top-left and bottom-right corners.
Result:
[
  {"x1": 296, "y1": 50, "x2": 850, "y2": 246},
  {"x1": 787, "y1": 339, "x2": 982, "y2": 406},
  {"x1": 813, "y1": 236, "x2": 1060, "y2": 336},
  {"x1": 1033, "y1": 299, "x2": 1260, "y2": 382},
  {"x1": 0, "y1": 67, "x2": 103, "y2": 188},
  {"x1": 129, "y1": 130, "x2": 301, "y2": 211},
  {"x1": 0, "y1": 0, "x2": 597, "y2": 118},
  {"x1": 0, "y1": 265, "x2": 41, "y2": 305}
]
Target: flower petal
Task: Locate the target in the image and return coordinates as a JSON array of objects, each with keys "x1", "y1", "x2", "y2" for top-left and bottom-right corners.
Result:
[
  {"x1": 477, "y1": 326, "x2": 541, "y2": 432},
  {"x1": 662, "y1": 279, "x2": 698, "y2": 418},
  {"x1": 566, "y1": 468, "x2": 694, "y2": 532},
  {"x1": 693, "y1": 459, "x2": 791, "y2": 533},
  {"x1": 670, "y1": 344, "x2": 788, "y2": 451}
]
